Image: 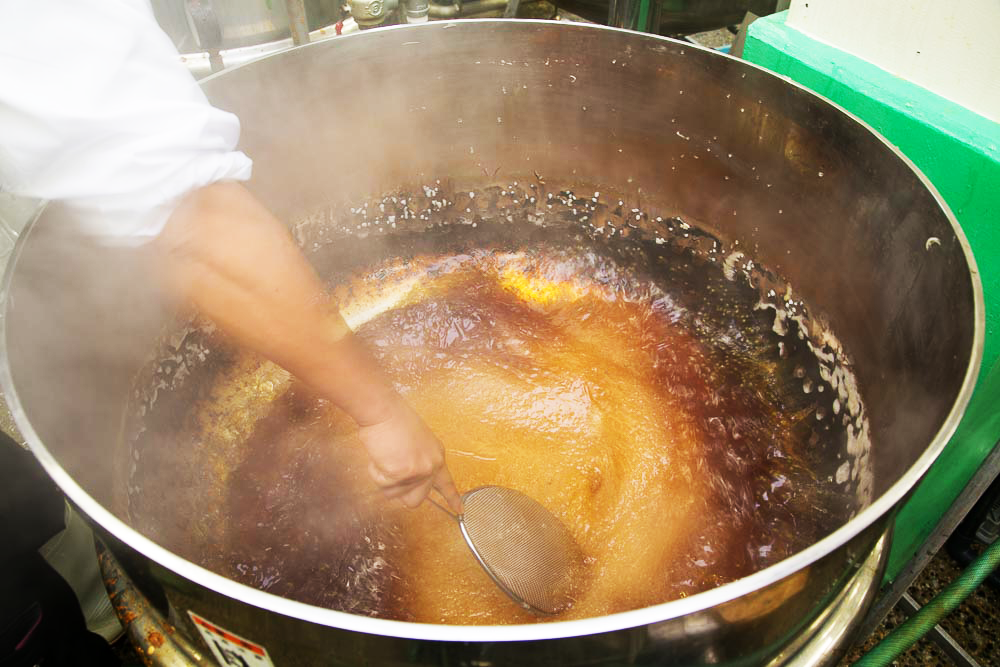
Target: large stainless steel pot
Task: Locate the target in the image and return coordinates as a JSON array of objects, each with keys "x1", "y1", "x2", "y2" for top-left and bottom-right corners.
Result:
[{"x1": 0, "y1": 20, "x2": 982, "y2": 667}]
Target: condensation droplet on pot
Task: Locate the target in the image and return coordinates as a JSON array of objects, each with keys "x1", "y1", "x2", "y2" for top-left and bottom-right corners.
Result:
[{"x1": 835, "y1": 461, "x2": 850, "y2": 484}]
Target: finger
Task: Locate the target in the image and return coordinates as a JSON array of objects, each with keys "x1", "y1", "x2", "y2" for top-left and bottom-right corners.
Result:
[
  {"x1": 367, "y1": 461, "x2": 426, "y2": 491},
  {"x1": 370, "y1": 473, "x2": 428, "y2": 501},
  {"x1": 433, "y1": 466, "x2": 464, "y2": 514},
  {"x1": 368, "y1": 461, "x2": 394, "y2": 489},
  {"x1": 398, "y1": 478, "x2": 435, "y2": 509},
  {"x1": 379, "y1": 481, "x2": 425, "y2": 501}
]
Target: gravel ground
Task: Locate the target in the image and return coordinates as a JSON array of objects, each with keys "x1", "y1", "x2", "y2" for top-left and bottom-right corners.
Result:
[{"x1": 842, "y1": 548, "x2": 1000, "y2": 666}]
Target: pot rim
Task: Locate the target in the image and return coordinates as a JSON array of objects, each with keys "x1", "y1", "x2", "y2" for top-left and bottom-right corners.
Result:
[{"x1": 0, "y1": 19, "x2": 984, "y2": 643}]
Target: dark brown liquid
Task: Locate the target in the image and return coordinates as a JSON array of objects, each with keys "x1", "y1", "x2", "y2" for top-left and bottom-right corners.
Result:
[{"x1": 126, "y1": 184, "x2": 860, "y2": 624}]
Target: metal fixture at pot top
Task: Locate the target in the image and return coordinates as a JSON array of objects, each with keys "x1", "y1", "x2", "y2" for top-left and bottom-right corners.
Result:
[
  {"x1": 0, "y1": 20, "x2": 982, "y2": 667},
  {"x1": 151, "y1": 0, "x2": 342, "y2": 52},
  {"x1": 151, "y1": 0, "x2": 348, "y2": 77}
]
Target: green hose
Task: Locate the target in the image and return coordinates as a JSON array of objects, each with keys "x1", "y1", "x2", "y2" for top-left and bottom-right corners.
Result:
[{"x1": 853, "y1": 535, "x2": 1000, "y2": 666}]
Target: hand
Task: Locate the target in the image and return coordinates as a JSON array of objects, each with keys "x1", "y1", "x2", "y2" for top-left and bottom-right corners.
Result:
[{"x1": 358, "y1": 396, "x2": 464, "y2": 513}]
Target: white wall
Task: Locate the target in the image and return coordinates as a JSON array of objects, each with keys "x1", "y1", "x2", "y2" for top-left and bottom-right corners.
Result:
[{"x1": 786, "y1": 0, "x2": 1000, "y2": 124}]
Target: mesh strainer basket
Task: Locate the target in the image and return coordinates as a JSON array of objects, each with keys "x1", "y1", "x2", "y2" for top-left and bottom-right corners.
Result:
[{"x1": 432, "y1": 485, "x2": 584, "y2": 615}]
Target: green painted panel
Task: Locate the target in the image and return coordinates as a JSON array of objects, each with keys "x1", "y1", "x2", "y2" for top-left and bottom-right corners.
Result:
[{"x1": 743, "y1": 12, "x2": 1000, "y2": 581}]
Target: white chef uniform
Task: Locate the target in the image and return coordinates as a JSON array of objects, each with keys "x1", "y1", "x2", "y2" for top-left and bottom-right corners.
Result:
[{"x1": 0, "y1": 0, "x2": 253, "y2": 243}]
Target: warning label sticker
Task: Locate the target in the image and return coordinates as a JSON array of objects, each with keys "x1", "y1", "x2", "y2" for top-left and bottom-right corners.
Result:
[{"x1": 189, "y1": 611, "x2": 276, "y2": 667}]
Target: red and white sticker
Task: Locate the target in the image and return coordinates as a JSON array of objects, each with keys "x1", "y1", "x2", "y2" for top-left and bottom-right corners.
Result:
[{"x1": 189, "y1": 611, "x2": 276, "y2": 667}]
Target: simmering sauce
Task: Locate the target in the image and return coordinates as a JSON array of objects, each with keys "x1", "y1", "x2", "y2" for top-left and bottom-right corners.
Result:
[
  {"x1": 364, "y1": 252, "x2": 712, "y2": 623},
  {"x1": 125, "y1": 182, "x2": 867, "y2": 624}
]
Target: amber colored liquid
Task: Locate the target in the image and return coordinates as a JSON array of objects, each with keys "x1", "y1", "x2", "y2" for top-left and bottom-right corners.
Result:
[
  {"x1": 129, "y1": 242, "x2": 847, "y2": 624},
  {"x1": 330, "y1": 248, "x2": 823, "y2": 624},
  {"x1": 361, "y1": 258, "x2": 706, "y2": 623}
]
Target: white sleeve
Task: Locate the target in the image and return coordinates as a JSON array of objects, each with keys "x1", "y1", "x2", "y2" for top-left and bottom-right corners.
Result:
[{"x1": 0, "y1": 0, "x2": 253, "y2": 243}]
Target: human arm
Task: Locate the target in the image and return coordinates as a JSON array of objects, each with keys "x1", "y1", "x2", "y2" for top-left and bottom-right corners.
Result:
[{"x1": 158, "y1": 182, "x2": 463, "y2": 511}]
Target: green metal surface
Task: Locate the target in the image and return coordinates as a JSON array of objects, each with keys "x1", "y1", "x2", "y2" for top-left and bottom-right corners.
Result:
[
  {"x1": 637, "y1": 0, "x2": 650, "y2": 33},
  {"x1": 742, "y1": 11, "x2": 1000, "y2": 582}
]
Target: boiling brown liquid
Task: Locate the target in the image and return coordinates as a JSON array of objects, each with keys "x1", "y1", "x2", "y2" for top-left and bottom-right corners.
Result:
[
  {"x1": 128, "y1": 186, "x2": 855, "y2": 624},
  {"x1": 363, "y1": 254, "x2": 712, "y2": 623},
  {"x1": 179, "y1": 248, "x2": 827, "y2": 625}
]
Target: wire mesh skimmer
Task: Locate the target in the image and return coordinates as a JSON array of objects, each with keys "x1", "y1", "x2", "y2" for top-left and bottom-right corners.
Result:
[{"x1": 429, "y1": 485, "x2": 585, "y2": 615}]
